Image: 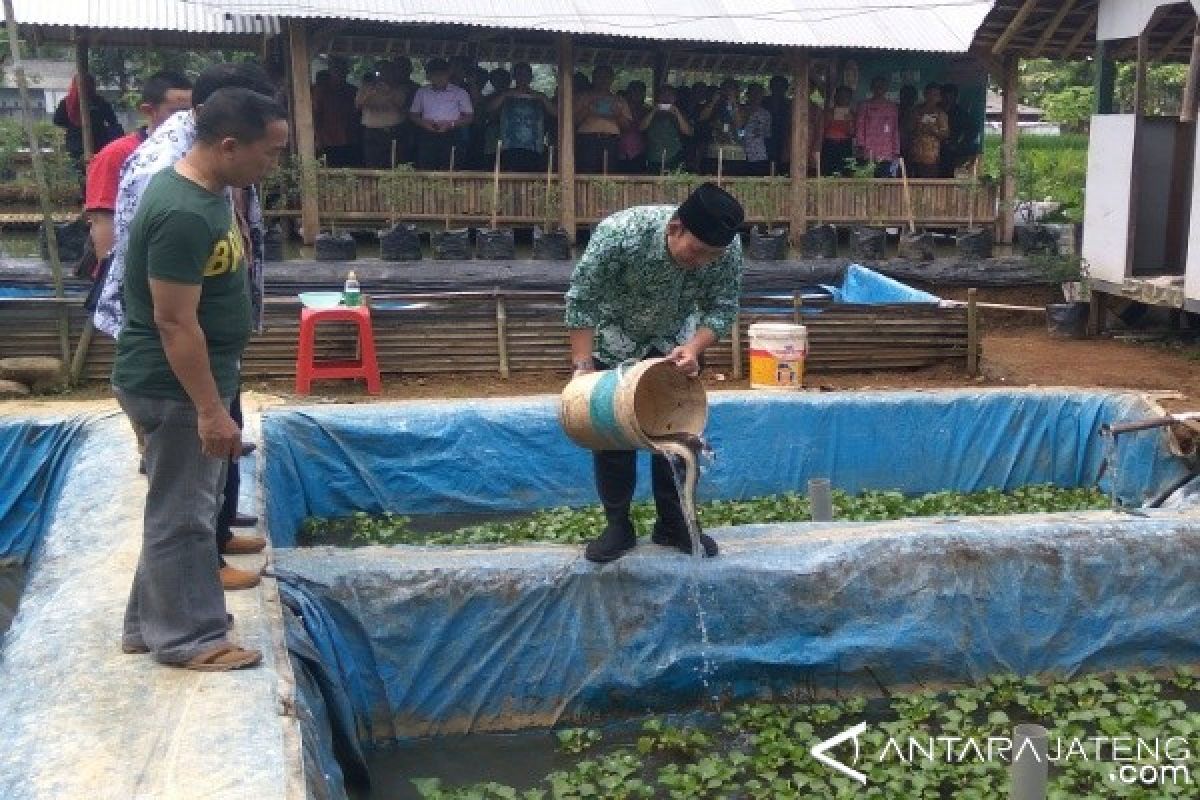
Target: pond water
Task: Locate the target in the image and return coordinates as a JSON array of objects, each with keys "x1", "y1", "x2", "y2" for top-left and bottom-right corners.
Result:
[
  {"x1": 365, "y1": 672, "x2": 1200, "y2": 799},
  {"x1": 368, "y1": 729, "x2": 567, "y2": 799}
]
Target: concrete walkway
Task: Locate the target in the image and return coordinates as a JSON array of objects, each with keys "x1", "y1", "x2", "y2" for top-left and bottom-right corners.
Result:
[{"x1": 0, "y1": 410, "x2": 304, "y2": 800}]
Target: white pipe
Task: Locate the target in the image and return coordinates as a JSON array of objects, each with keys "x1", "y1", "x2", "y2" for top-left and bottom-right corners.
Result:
[
  {"x1": 1010, "y1": 724, "x2": 1049, "y2": 800},
  {"x1": 808, "y1": 478, "x2": 833, "y2": 522}
]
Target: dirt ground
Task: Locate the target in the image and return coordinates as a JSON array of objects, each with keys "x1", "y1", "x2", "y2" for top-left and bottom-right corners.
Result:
[
  {"x1": 3, "y1": 317, "x2": 1197, "y2": 416},
  {"x1": 243, "y1": 326, "x2": 1194, "y2": 402}
]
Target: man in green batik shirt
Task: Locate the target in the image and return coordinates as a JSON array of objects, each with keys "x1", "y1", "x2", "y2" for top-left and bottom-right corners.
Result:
[{"x1": 565, "y1": 182, "x2": 744, "y2": 563}]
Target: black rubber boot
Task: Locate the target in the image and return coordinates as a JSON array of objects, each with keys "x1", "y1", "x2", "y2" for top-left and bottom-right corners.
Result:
[
  {"x1": 650, "y1": 453, "x2": 718, "y2": 557},
  {"x1": 585, "y1": 517, "x2": 638, "y2": 563},
  {"x1": 587, "y1": 449, "x2": 639, "y2": 563},
  {"x1": 650, "y1": 520, "x2": 718, "y2": 557}
]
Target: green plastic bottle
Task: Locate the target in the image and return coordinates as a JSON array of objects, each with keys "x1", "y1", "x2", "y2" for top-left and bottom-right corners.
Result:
[{"x1": 342, "y1": 270, "x2": 361, "y2": 307}]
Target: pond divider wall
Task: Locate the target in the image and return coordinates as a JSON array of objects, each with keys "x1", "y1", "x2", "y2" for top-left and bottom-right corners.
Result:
[{"x1": 277, "y1": 513, "x2": 1200, "y2": 743}]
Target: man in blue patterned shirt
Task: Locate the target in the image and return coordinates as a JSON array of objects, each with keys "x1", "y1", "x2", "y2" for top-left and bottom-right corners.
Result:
[{"x1": 565, "y1": 183, "x2": 744, "y2": 562}]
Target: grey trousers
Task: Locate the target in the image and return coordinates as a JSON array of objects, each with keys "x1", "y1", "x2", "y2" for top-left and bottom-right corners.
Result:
[{"x1": 114, "y1": 387, "x2": 231, "y2": 664}]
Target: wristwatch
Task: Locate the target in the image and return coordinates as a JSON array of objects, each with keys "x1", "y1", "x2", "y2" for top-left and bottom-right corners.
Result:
[{"x1": 572, "y1": 358, "x2": 594, "y2": 372}]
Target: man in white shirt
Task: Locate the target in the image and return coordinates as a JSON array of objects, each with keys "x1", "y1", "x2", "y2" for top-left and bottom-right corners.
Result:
[{"x1": 409, "y1": 58, "x2": 474, "y2": 170}]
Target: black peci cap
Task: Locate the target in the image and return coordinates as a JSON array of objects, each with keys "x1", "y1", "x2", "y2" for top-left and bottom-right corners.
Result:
[{"x1": 676, "y1": 182, "x2": 744, "y2": 247}]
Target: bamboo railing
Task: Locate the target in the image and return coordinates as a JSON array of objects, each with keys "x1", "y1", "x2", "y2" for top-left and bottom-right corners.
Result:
[{"x1": 266, "y1": 169, "x2": 998, "y2": 228}]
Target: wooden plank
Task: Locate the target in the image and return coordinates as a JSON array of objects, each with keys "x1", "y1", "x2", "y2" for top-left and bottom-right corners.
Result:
[
  {"x1": 1158, "y1": 17, "x2": 1195, "y2": 63},
  {"x1": 1031, "y1": 0, "x2": 1078, "y2": 58},
  {"x1": 289, "y1": 19, "x2": 320, "y2": 246},
  {"x1": 1063, "y1": 11, "x2": 1097, "y2": 59},
  {"x1": 993, "y1": 0, "x2": 1041, "y2": 55}
]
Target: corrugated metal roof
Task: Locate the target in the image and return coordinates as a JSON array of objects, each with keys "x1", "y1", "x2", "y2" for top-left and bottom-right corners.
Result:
[
  {"x1": 11, "y1": 0, "x2": 278, "y2": 35},
  {"x1": 168, "y1": 0, "x2": 991, "y2": 52}
]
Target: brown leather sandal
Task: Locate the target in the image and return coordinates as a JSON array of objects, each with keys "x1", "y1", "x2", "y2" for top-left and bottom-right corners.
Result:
[
  {"x1": 178, "y1": 644, "x2": 261, "y2": 672},
  {"x1": 121, "y1": 614, "x2": 235, "y2": 655}
]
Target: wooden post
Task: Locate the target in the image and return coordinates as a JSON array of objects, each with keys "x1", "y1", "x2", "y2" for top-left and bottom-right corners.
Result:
[
  {"x1": 1134, "y1": 34, "x2": 1149, "y2": 118},
  {"x1": 966, "y1": 288, "x2": 979, "y2": 377},
  {"x1": 5, "y1": 0, "x2": 69, "y2": 370},
  {"x1": 1087, "y1": 290, "x2": 1106, "y2": 336},
  {"x1": 653, "y1": 51, "x2": 670, "y2": 94},
  {"x1": 557, "y1": 34, "x2": 577, "y2": 243},
  {"x1": 496, "y1": 294, "x2": 510, "y2": 379},
  {"x1": 825, "y1": 56, "x2": 839, "y2": 108},
  {"x1": 490, "y1": 141, "x2": 502, "y2": 229},
  {"x1": 788, "y1": 51, "x2": 810, "y2": 247},
  {"x1": 69, "y1": 322, "x2": 93, "y2": 384},
  {"x1": 730, "y1": 312, "x2": 743, "y2": 381},
  {"x1": 73, "y1": 33, "x2": 94, "y2": 162},
  {"x1": 1182, "y1": 22, "x2": 1200, "y2": 122},
  {"x1": 998, "y1": 54, "x2": 1019, "y2": 245},
  {"x1": 898, "y1": 157, "x2": 916, "y2": 234},
  {"x1": 288, "y1": 19, "x2": 319, "y2": 245}
]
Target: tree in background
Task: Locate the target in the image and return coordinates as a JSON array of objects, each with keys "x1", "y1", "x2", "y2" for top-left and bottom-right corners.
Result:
[
  {"x1": 88, "y1": 48, "x2": 261, "y2": 109},
  {"x1": 1018, "y1": 57, "x2": 1188, "y2": 134}
]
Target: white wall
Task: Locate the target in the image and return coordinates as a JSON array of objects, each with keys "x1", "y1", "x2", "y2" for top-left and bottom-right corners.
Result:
[
  {"x1": 1082, "y1": 115, "x2": 1138, "y2": 286},
  {"x1": 1098, "y1": 0, "x2": 1183, "y2": 40}
]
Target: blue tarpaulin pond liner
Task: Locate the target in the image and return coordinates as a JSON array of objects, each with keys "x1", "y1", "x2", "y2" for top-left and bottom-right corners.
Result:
[
  {"x1": 261, "y1": 389, "x2": 1199, "y2": 798},
  {"x1": 0, "y1": 416, "x2": 90, "y2": 565},
  {"x1": 263, "y1": 390, "x2": 1190, "y2": 547}
]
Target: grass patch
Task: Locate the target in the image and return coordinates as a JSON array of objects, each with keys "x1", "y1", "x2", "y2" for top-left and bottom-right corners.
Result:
[{"x1": 300, "y1": 485, "x2": 1108, "y2": 548}]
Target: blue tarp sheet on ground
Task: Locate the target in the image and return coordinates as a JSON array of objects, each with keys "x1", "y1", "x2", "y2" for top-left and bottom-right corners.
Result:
[
  {"x1": 0, "y1": 286, "x2": 87, "y2": 298},
  {"x1": 0, "y1": 417, "x2": 88, "y2": 564},
  {"x1": 825, "y1": 263, "x2": 940, "y2": 304},
  {"x1": 263, "y1": 390, "x2": 1189, "y2": 546}
]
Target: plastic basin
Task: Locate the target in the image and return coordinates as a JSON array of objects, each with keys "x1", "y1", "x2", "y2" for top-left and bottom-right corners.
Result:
[{"x1": 298, "y1": 292, "x2": 343, "y2": 309}]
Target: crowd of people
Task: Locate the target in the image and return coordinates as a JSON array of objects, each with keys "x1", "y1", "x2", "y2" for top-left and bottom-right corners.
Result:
[{"x1": 307, "y1": 56, "x2": 980, "y2": 179}]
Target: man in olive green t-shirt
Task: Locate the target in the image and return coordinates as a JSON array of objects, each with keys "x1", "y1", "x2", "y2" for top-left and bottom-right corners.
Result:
[
  {"x1": 112, "y1": 168, "x2": 252, "y2": 398},
  {"x1": 111, "y1": 87, "x2": 288, "y2": 672}
]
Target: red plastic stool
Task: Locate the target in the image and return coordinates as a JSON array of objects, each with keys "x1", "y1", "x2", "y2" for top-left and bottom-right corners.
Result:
[{"x1": 295, "y1": 305, "x2": 382, "y2": 395}]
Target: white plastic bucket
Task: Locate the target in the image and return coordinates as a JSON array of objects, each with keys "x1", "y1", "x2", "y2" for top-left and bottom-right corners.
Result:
[{"x1": 748, "y1": 322, "x2": 807, "y2": 390}]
